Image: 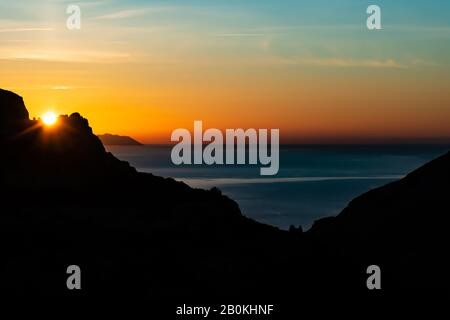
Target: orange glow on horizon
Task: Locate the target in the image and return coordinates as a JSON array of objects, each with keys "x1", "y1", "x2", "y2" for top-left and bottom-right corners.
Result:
[{"x1": 3, "y1": 56, "x2": 450, "y2": 144}]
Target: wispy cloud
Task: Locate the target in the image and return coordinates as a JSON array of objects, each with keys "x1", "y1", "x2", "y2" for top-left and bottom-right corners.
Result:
[
  {"x1": 1, "y1": 49, "x2": 132, "y2": 63},
  {"x1": 218, "y1": 24, "x2": 363, "y2": 36},
  {"x1": 91, "y1": 7, "x2": 174, "y2": 20},
  {"x1": 264, "y1": 57, "x2": 407, "y2": 69},
  {"x1": 3, "y1": 84, "x2": 94, "y2": 91},
  {"x1": 0, "y1": 39, "x2": 34, "y2": 43},
  {"x1": 298, "y1": 57, "x2": 406, "y2": 69},
  {"x1": 387, "y1": 25, "x2": 450, "y2": 34},
  {"x1": 92, "y1": 9, "x2": 145, "y2": 20},
  {"x1": 0, "y1": 27, "x2": 54, "y2": 33},
  {"x1": 293, "y1": 57, "x2": 440, "y2": 69},
  {"x1": 50, "y1": 85, "x2": 81, "y2": 90},
  {"x1": 215, "y1": 33, "x2": 266, "y2": 37},
  {"x1": 409, "y1": 59, "x2": 440, "y2": 67},
  {"x1": 76, "y1": 1, "x2": 107, "y2": 8}
]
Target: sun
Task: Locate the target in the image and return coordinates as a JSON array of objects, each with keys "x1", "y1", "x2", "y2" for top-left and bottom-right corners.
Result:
[{"x1": 42, "y1": 112, "x2": 58, "y2": 126}]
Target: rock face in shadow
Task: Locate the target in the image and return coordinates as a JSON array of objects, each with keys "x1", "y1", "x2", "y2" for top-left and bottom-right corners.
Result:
[{"x1": 0, "y1": 88, "x2": 448, "y2": 303}]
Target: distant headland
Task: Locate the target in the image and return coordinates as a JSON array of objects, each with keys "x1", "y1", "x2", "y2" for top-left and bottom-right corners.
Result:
[{"x1": 97, "y1": 133, "x2": 142, "y2": 145}]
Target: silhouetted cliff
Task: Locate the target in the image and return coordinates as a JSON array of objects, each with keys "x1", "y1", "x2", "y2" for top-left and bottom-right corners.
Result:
[
  {"x1": 0, "y1": 89, "x2": 448, "y2": 307},
  {"x1": 0, "y1": 88, "x2": 29, "y2": 139}
]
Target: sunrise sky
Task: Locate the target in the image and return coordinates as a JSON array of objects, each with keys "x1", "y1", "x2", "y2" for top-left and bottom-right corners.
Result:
[{"x1": 1, "y1": 0, "x2": 450, "y2": 143}]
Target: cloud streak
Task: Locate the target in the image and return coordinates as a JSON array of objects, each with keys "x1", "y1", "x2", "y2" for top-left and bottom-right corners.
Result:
[
  {"x1": 91, "y1": 7, "x2": 174, "y2": 20},
  {"x1": 215, "y1": 33, "x2": 266, "y2": 37},
  {"x1": 263, "y1": 57, "x2": 407, "y2": 69},
  {"x1": 0, "y1": 27, "x2": 54, "y2": 33},
  {"x1": 298, "y1": 57, "x2": 406, "y2": 68},
  {"x1": 1, "y1": 49, "x2": 132, "y2": 63}
]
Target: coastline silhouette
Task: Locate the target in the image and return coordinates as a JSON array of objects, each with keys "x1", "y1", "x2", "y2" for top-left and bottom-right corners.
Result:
[
  {"x1": 98, "y1": 134, "x2": 143, "y2": 146},
  {"x1": 0, "y1": 88, "x2": 448, "y2": 303}
]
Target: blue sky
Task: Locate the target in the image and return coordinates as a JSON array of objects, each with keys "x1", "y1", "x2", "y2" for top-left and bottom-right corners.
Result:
[{"x1": 2, "y1": 0, "x2": 449, "y2": 79}]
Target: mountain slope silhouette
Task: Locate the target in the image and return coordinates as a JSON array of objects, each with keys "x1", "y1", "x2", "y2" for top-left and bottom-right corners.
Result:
[{"x1": 0, "y1": 89, "x2": 448, "y2": 304}]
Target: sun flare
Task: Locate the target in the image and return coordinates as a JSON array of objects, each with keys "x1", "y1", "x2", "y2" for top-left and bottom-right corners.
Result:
[{"x1": 42, "y1": 112, "x2": 58, "y2": 126}]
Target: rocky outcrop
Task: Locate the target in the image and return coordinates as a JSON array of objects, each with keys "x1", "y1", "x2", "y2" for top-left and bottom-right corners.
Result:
[{"x1": 0, "y1": 89, "x2": 30, "y2": 139}]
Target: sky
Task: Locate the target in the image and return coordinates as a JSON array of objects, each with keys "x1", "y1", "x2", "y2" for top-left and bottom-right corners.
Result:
[{"x1": 1, "y1": 0, "x2": 450, "y2": 143}]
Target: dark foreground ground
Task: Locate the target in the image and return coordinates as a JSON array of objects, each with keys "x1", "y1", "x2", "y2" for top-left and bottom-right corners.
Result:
[{"x1": 0, "y1": 89, "x2": 449, "y2": 313}]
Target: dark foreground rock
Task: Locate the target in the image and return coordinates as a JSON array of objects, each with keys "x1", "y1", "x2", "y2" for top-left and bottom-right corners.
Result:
[{"x1": 0, "y1": 89, "x2": 448, "y2": 306}]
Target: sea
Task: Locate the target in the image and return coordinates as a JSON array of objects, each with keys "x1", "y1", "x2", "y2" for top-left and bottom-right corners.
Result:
[{"x1": 105, "y1": 144, "x2": 450, "y2": 230}]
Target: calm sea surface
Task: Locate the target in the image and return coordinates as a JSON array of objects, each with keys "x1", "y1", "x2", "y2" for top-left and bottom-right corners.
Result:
[{"x1": 106, "y1": 145, "x2": 450, "y2": 230}]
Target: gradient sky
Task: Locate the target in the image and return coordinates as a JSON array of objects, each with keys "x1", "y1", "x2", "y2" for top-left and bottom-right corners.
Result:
[{"x1": 1, "y1": 0, "x2": 450, "y2": 143}]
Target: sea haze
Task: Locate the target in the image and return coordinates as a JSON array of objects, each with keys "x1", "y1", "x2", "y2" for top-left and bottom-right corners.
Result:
[{"x1": 106, "y1": 144, "x2": 450, "y2": 230}]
